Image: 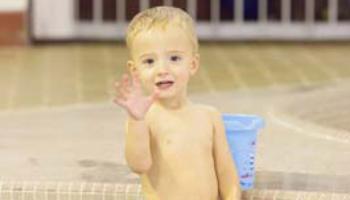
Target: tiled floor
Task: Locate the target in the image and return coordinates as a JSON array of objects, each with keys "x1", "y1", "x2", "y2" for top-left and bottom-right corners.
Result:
[
  {"x1": 0, "y1": 43, "x2": 350, "y2": 199},
  {"x1": 0, "y1": 43, "x2": 349, "y2": 110}
]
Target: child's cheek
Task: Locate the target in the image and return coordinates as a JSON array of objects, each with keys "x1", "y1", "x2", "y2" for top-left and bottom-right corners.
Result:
[{"x1": 138, "y1": 73, "x2": 151, "y2": 93}]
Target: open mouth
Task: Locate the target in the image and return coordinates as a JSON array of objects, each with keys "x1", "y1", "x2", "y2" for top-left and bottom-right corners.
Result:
[{"x1": 155, "y1": 80, "x2": 174, "y2": 90}]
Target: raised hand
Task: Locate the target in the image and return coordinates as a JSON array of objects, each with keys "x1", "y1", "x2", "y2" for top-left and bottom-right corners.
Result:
[{"x1": 113, "y1": 73, "x2": 159, "y2": 120}]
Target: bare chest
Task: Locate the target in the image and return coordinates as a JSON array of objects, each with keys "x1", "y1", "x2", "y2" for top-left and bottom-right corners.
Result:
[{"x1": 149, "y1": 113, "x2": 213, "y2": 157}]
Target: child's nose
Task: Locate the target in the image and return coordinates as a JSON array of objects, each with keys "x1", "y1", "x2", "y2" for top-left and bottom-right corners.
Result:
[
  {"x1": 155, "y1": 61, "x2": 170, "y2": 76},
  {"x1": 156, "y1": 67, "x2": 169, "y2": 77}
]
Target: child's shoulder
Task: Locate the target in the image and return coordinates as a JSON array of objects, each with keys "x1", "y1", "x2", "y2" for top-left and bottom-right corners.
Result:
[{"x1": 192, "y1": 103, "x2": 221, "y2": 116}]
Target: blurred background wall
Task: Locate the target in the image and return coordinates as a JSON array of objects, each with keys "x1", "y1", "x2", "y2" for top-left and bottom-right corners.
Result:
[
  {"x1": 0, "y1": 0, "x2": 27, "y2": 45},
  {"x1": 0, "y1": 0, "x2": 349, "y2": 45},
  {"x1": 28, "y1": 0, "x2": 350, "y2": 42},
  {"x1": 0, "y1": 0, "x2": 27, "y2": 11}
]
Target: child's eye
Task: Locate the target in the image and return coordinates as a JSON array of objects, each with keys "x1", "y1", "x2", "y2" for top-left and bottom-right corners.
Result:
[
  {"x1": 143, "y1": 58, "x2": 154, "y2": 65},
  {"x1": 170, "y1": 56, "x2": 181, "y2": 62}
]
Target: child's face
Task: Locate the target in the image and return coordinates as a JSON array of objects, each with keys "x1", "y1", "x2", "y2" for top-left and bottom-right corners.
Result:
[{"x1": 128, "y1": 26, "x2": 199, "y2": 99}]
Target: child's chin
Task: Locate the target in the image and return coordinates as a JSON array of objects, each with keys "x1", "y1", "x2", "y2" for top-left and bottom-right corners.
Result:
[
  {"x1": 157, "y1": 90, "x2": 177, "y2": 99},
  {"x1": 157, "y1": 92, "x2": 175, "y2": 99}
]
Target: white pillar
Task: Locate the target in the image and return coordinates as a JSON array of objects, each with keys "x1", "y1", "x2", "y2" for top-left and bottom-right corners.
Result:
[
  {"x1": 259, "y1": 0, "x2": 268, "y2": 23},
  {"x1": 211, "y1": 0, "x2": 220, "y2": 22},
  {"x1": 117, "y1": 0, "x2": 126, "y2": 22},
  {"x1": 235, "y1": 0, "x2": 243, "y2": 23},
  {"x1": 282, "y1": 0, "x2": 291, "y2": 23},
  {"x1": 140, "y1": 0, "x2": 149, "y2": 11},
  {"x1": 164, "y1": 0, "x2": 172, "y2": 6},
  {"x1": 187, "y1": 0, "x2": 197, "y2": 20},
  {"x1": 93, "y1": 0, "x2": 102, "y2": 23},
  {"x1": 328, "y1": 0, "x2": 338, "y2": 24},
  {"x1": 32, "y1": 0, "x2": 75, "y2": 39},
  {"x1": 306, "y1": 0, "x2": 315, "y2": 24}
]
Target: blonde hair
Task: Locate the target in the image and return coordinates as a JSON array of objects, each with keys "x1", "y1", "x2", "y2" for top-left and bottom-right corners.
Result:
[{"x1": 126, "y1": 6, "x2": 198, "y2": 55}]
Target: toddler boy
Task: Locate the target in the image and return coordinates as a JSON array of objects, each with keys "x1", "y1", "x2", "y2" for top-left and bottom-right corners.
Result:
[{"x1": 114, "y1": 6, "x2": 241, "y2": 200}]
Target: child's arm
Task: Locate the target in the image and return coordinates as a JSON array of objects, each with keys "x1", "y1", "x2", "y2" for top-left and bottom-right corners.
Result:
[
  {"x1": 114, "y1": 73, "x2": 158, "y2": 174},
  {"x1": 125, "y1": 117, "x2": 152, "y2": 174},
  {"x1": 211, "y1": 109, "x2": 241, "y2": 200}
]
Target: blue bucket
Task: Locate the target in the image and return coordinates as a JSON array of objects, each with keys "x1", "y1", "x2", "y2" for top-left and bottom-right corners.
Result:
[{"x1": 222, "y1": 114, "x2": 264, "y2": 190}]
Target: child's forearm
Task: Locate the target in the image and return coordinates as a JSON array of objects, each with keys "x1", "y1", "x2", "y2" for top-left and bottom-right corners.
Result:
[
  {"x1": 222, "y1": 186, "x2": 241, "y2": 200},
  {"x1": 125, "y1": 117, "x2": 152, "y2": 174},
  {"x1": 219, "y1": 176, "x2": 241, "y2": 200}
]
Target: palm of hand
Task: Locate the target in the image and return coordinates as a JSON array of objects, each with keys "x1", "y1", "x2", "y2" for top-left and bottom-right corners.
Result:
[{"x1": 114, "y1": 73, "x2": 158, "y2": 120}]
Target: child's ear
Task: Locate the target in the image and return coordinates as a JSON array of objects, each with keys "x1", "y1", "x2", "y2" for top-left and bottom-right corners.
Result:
[
  {"x1": 127, "y1": 60, "x2": 137, "y2": 75},
  {"x1": 189, "y1": 53, "x2": 200, "y2": 76}
]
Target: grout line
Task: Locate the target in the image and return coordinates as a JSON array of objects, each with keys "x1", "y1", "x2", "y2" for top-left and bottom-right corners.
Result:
[
  {"x1": 91, "y1": 182, "x2": 97, "y2": 199},
  {"x1": 0, "y1": 181, "x2": 2, "y2": 200},
  {"x1": 250, "y1": 188, "x2": 256, "y2": 200},
  {"x1": 125, "y1": 184, "x2": 130, "y2": 200},
  {"x1": 21, "y1": 181, "x2": 26, "y2": 200},
  {"x1": 44, "y1": 182, "x2": 48, "y2": 200},
  {"x1": 80, "y1": 182, "x2": 85, "y2": 200},
  {"x1": 212, "y1": 45, "x2": 247, "y2": 89},
  {"x1": 306, "y1": 192, "x2": 312, "y2": 200},
  {"x1": 196, "y1": 55, "x2": 218, "y2": 96},
  {"x1": 113, "y1": 183, "x2": 118, "y2": 200},
  {"x1": 103, "y1": 46, "x2": 119, "y2": 101},
  {"x1": 241, "y1": 46, "x2": 278, "y2": 87},
  {"x1": 41, "y1": 50, "x2": 51, "y2": 107},
  {"x1": 57, "y1": 182, "x2": 62, "y2": 200},
  {"x1": 272, "y1": 190, "x2": 279, "y2": 200},
  {"x1": 260, "y1": 189, "x2": 267, "y2": 200},
  {"x1": 10, "y1": 181, "x2": 14, "y2": 200},
  {"x1": 327, "y1": 48, "x2": 350, "y2": 77},
  {"x1": 269, "y1": 46, "x2": 312, "y2": 87},
  {"x1": 268, "y1": 109, "x2": 350, "y2": 144},
  {"x1": 33, "y1": 181, "x2": 38, "y2": 200},
  {"x1": 297, "y1": 48, "x2": 340, "y2": 83},
  {"x1": 102, "y1": 183, "x2": 107, "y2": 200},
  {"x1": 74, "y1": 46, "x2": 84, "y2": 103},
  {"x1": 68, "y1": 182, "x2": 73, "y2": 200},
  {"x1": 8, "y1": 53, "x2": 20, "y2": 110}
]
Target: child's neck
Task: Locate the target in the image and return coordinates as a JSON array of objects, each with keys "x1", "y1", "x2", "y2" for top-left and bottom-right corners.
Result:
[{"x1": 156, "y1": 96, "x2": 191, "y2": 110}]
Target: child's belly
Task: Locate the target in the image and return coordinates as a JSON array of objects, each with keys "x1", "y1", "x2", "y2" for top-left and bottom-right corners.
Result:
[
  {"x1": 146, "y1": 152, "x2": 219, "y2": 200},
  {"x1": 147, "y1": 168, "x2": 218, "y2": 200}
]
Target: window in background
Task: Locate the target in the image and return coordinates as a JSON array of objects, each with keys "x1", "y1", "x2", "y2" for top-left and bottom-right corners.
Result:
[
  {"x1": 78, "y1": 0, "x2": 94, "y2": 21},
  {"x1": 172, "y1": 0, "x2": 187, "y2": 12},
  {"x1": 339, "y1": 0, "x2": 350, "y2": 21},
  {"x1": 315, "y1": 0, "x2": 328, "y2": 22},
  {"x1": 244, "y1": 0, "x2": 258, "y2": 21},
  {"x1": 267, "y1": 0, "x2": 281, "y2": 21},
  {"x1": 126, "y1": 0, "x2": 139, "y2": 21},
  {"x1": 103, "y1": 0, "x2": 117, "y2": 22},
  {"x1": 197, "y1": 0, "x2": 211, "y2": 21},
  {"x1": 150, "y1": 0, "x2": 163, "y2": 7},
  {"x1": 220, "y1": 0, "x2": 234, "y2": 21},
  {"x1": 291, "y1": 0, "x2": 305, "y2": 22}
]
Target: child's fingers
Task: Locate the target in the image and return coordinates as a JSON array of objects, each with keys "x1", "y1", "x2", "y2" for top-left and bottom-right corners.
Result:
[
  {"x1": 114, "y1": 81, "x2": 120, "y2": 90},
  {"x1": 114, "y1": 81, "x2": 123, "y2": 93},
  {"x1": 119, "y1": 74, "x2": 134, "y2": 95},
  {"x1": 131, "y1": 72, "x2": 142, "y2": 88},
  {"x1": 119, "y1": 82, "x2": 131, "y2": 97},
  {"x1": 115, "y1": 74, "x2": 132, "y2": 93},
  {"x1": 113, "y1": 97, "x2": 127, "y2": 107},
  {"x1": 114, "y1": 81, "x2": 129, "y2": 100},
  {"x1": 122, "y1": 74, "x2": 130, "y2": 86}
]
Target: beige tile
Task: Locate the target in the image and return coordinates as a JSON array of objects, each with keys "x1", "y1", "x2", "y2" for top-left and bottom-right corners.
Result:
[{"x1": 1, "y1": 43, "x2": 350, "y2": 110}]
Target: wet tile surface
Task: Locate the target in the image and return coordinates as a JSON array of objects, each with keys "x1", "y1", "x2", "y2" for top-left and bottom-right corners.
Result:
[
  {"x1": 0, "y1": 43, "x2": 350, "y2": 199},
  {"x1": 0, "y1": 43, "x2": 350, "y2": 110},
  {"x1": 255, "y1": 171, "x2": 350, "y2": 193}
]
